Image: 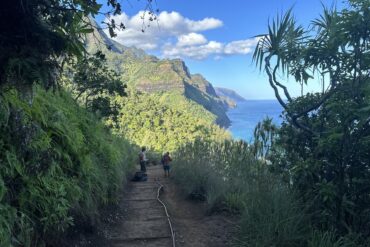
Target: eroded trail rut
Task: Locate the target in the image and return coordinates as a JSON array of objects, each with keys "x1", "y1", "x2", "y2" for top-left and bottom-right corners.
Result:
[{"x1": 107, "y1": 166, "x2": 173, "y2": 247}]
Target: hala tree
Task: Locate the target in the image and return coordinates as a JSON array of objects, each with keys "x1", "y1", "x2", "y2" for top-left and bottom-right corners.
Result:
[
  {"x1": 254, "y1": 0, "x2": 370, "y2": 238},
  {"x1": 254, "y1": 0, "x2": 369, "y2": 134}
]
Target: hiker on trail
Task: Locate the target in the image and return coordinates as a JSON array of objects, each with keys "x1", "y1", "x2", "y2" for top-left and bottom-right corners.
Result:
[
  {"x1": 139, "y1": 147, "x2": 147, "y2": 172},
  {"x1": 161, "y1": 152, "x2": 172, "y2": 177}
]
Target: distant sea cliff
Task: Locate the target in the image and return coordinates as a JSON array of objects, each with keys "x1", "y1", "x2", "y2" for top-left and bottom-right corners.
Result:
[{"x1": 214, "y1": 87, "x2": 246, "y2": 108}]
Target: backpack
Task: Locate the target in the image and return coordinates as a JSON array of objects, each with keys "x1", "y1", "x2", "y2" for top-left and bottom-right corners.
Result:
[
  {"x1": 131, "y1": 171, "x2": 148, "y2": 182},
  {"x1": 162, "y1": 154, "x2": 171, "y2": 165}
]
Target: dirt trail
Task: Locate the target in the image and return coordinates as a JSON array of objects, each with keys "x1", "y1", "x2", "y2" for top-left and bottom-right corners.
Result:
[
  {"x1": 159, "y1": 169, "x2": 236, "y2": 247},
  {"x1": 78, "y1": 165, "x2": 235, "y2": 247},
  {"x1": 104, "y1": 165, "x2": 173, "y2": 247}
]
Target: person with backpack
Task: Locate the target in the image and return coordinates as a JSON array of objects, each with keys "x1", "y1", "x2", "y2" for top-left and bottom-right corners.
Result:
[
  {"x1": 139, "y1": 147, "x2": 147, "y2": 172},
  {"x1": 161, "y1": 152, "x2": 172, "y2": 177}
]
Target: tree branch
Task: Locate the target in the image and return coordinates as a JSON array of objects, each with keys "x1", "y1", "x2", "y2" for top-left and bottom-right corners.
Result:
[
  {"x1": 265, "y1": 56, "x2": 315, "y2": 135},
  {"x1": 265, "y1": 56, "x2": 288, "y2": 110},
  {"x1": 272, "y1": 64, "x2": 292, "y2": 102}
]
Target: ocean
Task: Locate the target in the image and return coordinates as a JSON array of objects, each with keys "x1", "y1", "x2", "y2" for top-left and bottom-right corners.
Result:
[{"x1": 227, "y1": 100, "x2": 284, "y2": 142}]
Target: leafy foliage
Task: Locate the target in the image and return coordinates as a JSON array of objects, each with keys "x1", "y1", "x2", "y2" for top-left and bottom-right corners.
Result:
[
  {"x1": 273, "y1": 84, "x2": 370, "y2": 239},
  {"x1": 0, "y1": 88, "x2": 135, "y2": 246},
  {"x1": 108, "y1": 90, "x2": 230, "y2": 153},
  {"x1": 253, "y1": 0, "x2": 369, "y2": 133},
  {"x1": 63, "y1": 51, "x2": 126, "y2": 118},
  {"x1": 0, "y1": 0, "x2": 154, "y2": 97},
  {"x1": 252, "y1": 117, "x2": 278, "y2": 159},
  {"x1": 254, "y1": 0, "x2": 370, "y2": 244},
  {"x1": 1, "y1": 0, "x2": 100, "y2": 91}
]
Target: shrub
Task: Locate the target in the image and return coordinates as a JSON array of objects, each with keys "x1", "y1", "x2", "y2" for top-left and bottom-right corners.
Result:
[
  {"x1": 0, "y1": 87, "x2": 135, "y2": 246},
  {"x1": 173, "y1": 139, "x2": 308, "y2": 246},
  {"x1": 236, "y1": 174, "x2": 307, "y2": 246}
]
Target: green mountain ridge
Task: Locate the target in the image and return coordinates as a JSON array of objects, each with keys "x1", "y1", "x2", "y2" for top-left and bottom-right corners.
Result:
[
  {"x1": 85, "y1": 19, "x2": 231, "y2": 127},
  {"x1": 214, "y1": 87, "x2": 246, "y2": 103}
]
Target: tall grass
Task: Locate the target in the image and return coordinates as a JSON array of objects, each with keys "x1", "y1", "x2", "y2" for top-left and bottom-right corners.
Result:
[
  {"x1": 0, "y1": 88, "x2": 135, "y2": 246},
  {"x1": 173, "y1": 139, "x2": 364, "y2": 246},
  {"x1": 173, "y1": 139, "x2": 309, "y2": 246}
]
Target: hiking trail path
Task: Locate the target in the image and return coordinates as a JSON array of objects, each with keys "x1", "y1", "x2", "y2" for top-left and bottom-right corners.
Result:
[
  {"x1": 94, "y1": 165, "x2": 235, "y2": 247},
  {"x1": 106, "y1": 166, "x2": 173, "y2": 247}
]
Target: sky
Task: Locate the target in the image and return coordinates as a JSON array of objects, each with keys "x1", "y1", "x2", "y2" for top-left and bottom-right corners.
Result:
[{"x1": 96, "y1": 0, "x2": 344, "y2": 99}]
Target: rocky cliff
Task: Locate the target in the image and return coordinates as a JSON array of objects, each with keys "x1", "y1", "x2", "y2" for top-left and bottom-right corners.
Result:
[
  {"x1": 85, "y1": 20, "x2": 231, "y2": 127},
  {"x1": 214, "y1": 87, "x2": 246, "y2": 108}
]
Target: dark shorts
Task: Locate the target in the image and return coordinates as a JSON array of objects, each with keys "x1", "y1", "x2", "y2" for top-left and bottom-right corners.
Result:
[
  {"x1": 140, "y1": 161, "x2": 146, "y2": 172},
  {"x1": 163, "y1": 165, "x2": 170, "y2": 171}
]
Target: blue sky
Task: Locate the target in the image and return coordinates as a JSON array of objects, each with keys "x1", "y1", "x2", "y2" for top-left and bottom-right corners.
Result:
[{"x1": 96, "y1": 0, "x2": 344, "y2": 99}]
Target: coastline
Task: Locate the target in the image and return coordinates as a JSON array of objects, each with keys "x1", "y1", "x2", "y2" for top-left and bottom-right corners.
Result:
[{"x1": 226, "y1": 100, "x2": 283, "y2": 141}]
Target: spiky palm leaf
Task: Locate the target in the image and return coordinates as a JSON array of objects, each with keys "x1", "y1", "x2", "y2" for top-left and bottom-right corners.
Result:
[
  {"x1": 312, "y1": 5, "x2": 338, "y2": 37},
  {"x1": 253, "y1": 9, "x2": 306, "y2": 74}
]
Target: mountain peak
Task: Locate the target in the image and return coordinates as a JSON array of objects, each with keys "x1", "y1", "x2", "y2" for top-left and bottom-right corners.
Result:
[
  {"x1": 85, "y1": 18, "x2": 148, "y2": 58},
  {"x1": 85, "y1": 18, "x2": 231, "y2": 127}
]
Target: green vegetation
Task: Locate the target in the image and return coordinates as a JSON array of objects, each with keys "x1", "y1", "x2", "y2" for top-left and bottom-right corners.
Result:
[
  {"x1": 1, "y1": 0, "x2": 369, "y2": 246},
  {"x1": 0, "y1": 1, "x2": 233, "y2": 246},
  {"x1": 1, "y1": 0, "x2": 122, "y2": 94},
  {"x1": 0, "y1": 1, "x2": 147, "y2": 244},
  {"x1": 174, "y1": 1, "x2": 370, "y2": 246},
  {"x1": 253, "y1": 0, "x2": 370, "y2": 243},
  {"x1": 173, "y1": 139, "x2": 309, "y2": 246},
  {"x1": 62, "y1": 51, "x2": 127, "y2": 118},
  {"x1": 0, "y1": 1, "x2": 140, "y2": 245},
  {"x1": 173, "y1": 122, "x2": 368, "y2": 246},
  {"x1": 85, "y1": 28, "x2": 232, "y2": 127},
  {"x1": 108, "y1": 90, "x2": 230, "y2": 153},
  {"x1": 0, "y1": 87, "x2": 135, "y2": 246},
  {"x1": 0, "y1": 2, "x2": 233, "y2": 245}
]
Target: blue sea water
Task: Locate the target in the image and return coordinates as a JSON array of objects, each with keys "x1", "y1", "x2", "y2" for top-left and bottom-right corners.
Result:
[{"x1": 227, "y1": 100, "x2": 284, "y2": 142}]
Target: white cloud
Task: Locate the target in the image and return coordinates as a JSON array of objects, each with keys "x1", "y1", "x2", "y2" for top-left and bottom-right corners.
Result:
[
  {"x1": 177, "y1": 33, "x2": 207, "y2": 47},
  {"x1": 224, "y1": 39, "x2": 259, "y2": 55},
  {"x1": 162, "y1": 38, "x2": 259, "y2": 60},
  {"x1": 104, "y1": 11, "x2": 258, "y2": 60},
  {"x1": 185, "y1": 17, "x2": 223, "y2": 32},
  {"x1": 105, "y1": 11, "x2": 222, "y2": 50},
  {"x1": 163, "y1": 41, "x2": 223, "y2": 60}
]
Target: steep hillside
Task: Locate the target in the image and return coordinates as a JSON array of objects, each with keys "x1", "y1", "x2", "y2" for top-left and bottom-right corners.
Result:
[
  {"x1": 214, "y1": 87, "x2": 247, "y2": 108},
  {"x1": 214, "y1": 87, "x2": 247, "y2": 103},
  {"x1": 108, "y1": 91, "x2": 230, "y2": 153},
  {"x1": 0, "y1": 88, "x2": 135, "y2": 246},
  {"x1": 85, "y1": 20, "x2": 230, "y2": 127}
]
